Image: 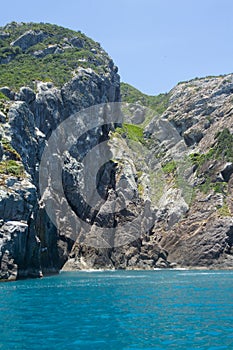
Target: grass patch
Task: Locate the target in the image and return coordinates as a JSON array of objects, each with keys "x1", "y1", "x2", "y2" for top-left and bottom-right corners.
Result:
[
  {"x1": 0, "y1": 49, "x2": 100, "y2": 89},
  {"x1": 162, "y1": 160, "x2": 176, "y2": 174},
  {"x1": 1, "y1": 138, "x2": 21, "y2": 160},
  {"x1": 0, "y1": 160, "x2": 24, "y2": 177},
  {"x1": 218, "y1": 203, "x2": 231, "y2": 217},
  {"x1": 189, "y1": 149, "x2": 215, "y2": 168},
  {"x1": 137, "y1": 183, "x2": 144, "y2": 196},
  {"x1": 115, "y1": 123, "x2": 145, "y2": 143},
  {"x1": 0, "y1": 91, "x2": 10, "y2": 100},
  {"x1": 198, "y1": 177, "x2": 227, "y2": 195}
]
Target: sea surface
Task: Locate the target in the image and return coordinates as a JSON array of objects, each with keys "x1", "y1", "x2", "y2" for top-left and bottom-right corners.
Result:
[{"x1": 0, "y1": 270, "x2": 233, "y2": 350}]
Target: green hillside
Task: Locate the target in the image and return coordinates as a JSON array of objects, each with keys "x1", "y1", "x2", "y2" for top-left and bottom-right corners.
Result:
[
  {"x1": 0, "y1": 22, "x2": 111, "y2": 89},
  {"x1": 120, "y1": 82, "x2": 170, "y2": 114}
]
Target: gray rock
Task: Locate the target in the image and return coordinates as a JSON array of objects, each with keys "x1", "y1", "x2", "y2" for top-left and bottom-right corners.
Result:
[
  {"x1": 0, "y1": 86, "x2": 15, "y2": 100},
  {"x1": 8, "y1": 102, "x2": 39, "y2": 177},
  {"x1": 3, "y1": 28, "x2": 233, "y2": 279},
  {"x1": 0, "y1": 178, "x2": 37, "y2": 222},
  {"x1": 18, "y1": 86, "x2": 36, "y2": 104},
  {"x1": 11, "y1": 30, "x2": 48, "y2": 51},
  {"x1": 221, "y1": 162, "x2": 233, "y2": 182},
  {"x1": 183, "y1": 128, "x2": 203, "y2": 146},
  {"x1": 0, "y1": 111, "x2": 6, "y2": 123},
  {"x1": 0, "y1": 32, "x2": 10, "y2": 40},
  {"x1": 0, "y1": 143, "x2": 3, "y2": 160},
  {"x1": 0, "y1": 221, "x2": 42, "y2": 281},
  {"x1": 32, "y1": 45, "x2": 60, "y2": 58},
  {"x1": 69, "y1": 37, "x2": 85, "y2": 48}
]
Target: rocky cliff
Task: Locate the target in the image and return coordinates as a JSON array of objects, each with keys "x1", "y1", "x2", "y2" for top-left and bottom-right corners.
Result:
[
  {"x1": 66, "y1": 76, "x2": 233, "y2": 271},
  {"x1": 0, "y1": 22, "x2": 233, "y2": 281},
  {"x1": 0, "y1": 22, "x2": 120, "y2": 280}
]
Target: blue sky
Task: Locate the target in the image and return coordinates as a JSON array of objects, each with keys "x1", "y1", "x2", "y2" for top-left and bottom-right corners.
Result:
[{"x1": 1, "y1": 0, "x2": 233, "y2": 95}]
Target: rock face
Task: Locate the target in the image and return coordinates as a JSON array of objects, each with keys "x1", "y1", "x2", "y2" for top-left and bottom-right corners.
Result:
[
  {"x1": 0, "y1": 22, "x2": 233, "y2": 280},
  {"x1": 11, "y1": 30, "x2": 48, "y2": 51},
  {"x1": 0, "y1": 22, "x2": 121, "y2": 280},
  {"x1": 148, "y1": 75, "x2": 233, "y2": 269}
]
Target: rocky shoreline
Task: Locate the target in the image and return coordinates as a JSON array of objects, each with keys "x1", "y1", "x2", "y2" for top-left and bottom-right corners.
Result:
[{"x1": 0, "y1": 23, "x2": 233, "y2": 281}]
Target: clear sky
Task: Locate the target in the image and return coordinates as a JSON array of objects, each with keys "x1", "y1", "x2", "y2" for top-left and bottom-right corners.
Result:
[{"x1": 1, "y1": 0, "x2": 233, "y2": 95}]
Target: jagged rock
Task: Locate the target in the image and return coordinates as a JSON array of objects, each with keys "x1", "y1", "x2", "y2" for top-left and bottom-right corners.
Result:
[
  {"x1": 0, "y1": 111, "x2": 6, "y2": 123},
  {"x1": 0, "y1": 25, "x2": 121, "y2": 279},
  {"x1": 0, "y1": 32, "x2": 10, "y2": 40},
  {"x1": 0, "y1": 143, "x2": 3, "y2": 160},
  {"x1": 0, "y1": 86, "x2": 15, "y2": 100},
  {"x1": 1, "y1": 22, "x2": 233, "y2": 279},
  {"x1": 18, "y1": 86, "x2": 36, "y2": 104},
  {"x1": 0, "y1": 178, "x2": 37, "y2": 222},
  {"x1": 32, "y1": 45, "x2": 61, "y2": 58},
  {"x1": 11, "y1": 30, "x2": 48, "y2": 51},
  {"x1": 221, "y1": 162, "x2": 233, "y2": 182},
  {"x1": 8, "y1": 102, "x2": 39, "y2": 177},
  {"x1": 0, "y1": 221, "x2": 42, "y2": 281},
  {"x1": 183, "y1": 128, "x2": 203, "y2": 146},
  {"x1": 69, "y1": 37, "x2": 85, "y2": 48}
]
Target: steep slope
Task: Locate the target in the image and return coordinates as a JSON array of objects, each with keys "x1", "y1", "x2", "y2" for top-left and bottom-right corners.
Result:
[
  {"x1": 0, "y1": 22, "x2": 116, "y2": 88},
  {"x1": 0, "y1": 22, "x2": 233, "y2": 280},
  {"x1": 156, "y1": 76, "x2": 233, "y2": 268},
  {"x1": 0, "y1": 22, "x2": 120, "y2": 280},
  {"x1": 65, "y1": 76, "x2": 233, "y2": 271},
  {"x1": 120, "y1": 82, "x2": 170, "y2": 115},
  {"x1": 118, "y1": 76, "x2": 233, "y2": 269}
]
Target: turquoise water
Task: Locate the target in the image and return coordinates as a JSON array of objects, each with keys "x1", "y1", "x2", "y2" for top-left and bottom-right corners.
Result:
[{"x1": 0, "y1": 270, "x2": 233, "y2": 350}]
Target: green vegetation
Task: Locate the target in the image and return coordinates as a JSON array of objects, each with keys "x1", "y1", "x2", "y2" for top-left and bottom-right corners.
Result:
[
  {"x1": 0, "y1": 160, "x2": 24, "y2": 177},
  {"x1": 189, "y1": 129, "x2": 233, "y2": 166},
  {"x1": 137, "y1": 183, "x2": 144, "y2": 196},
  {"x1": 0, "y1": 22, "x2": 91, "y2": 46},
  {"x1": 189, "y1": 128, "x2": 233, "y2": 194},
  {"x1": 0, "y1": 91, "x2": 10, "y2": 101},
  {"x1": 213, "y1": 182, "x2": 227, "y2": 194},
  {"x1": 121, "y1": 82, "x2": 170, "y2": 114},
  {"x1": 115, "y1": 123, "x2": 145, "y2": 144},
  {"x1": 1, "y1": 139, "x2": 21, "y2": 160},
  {"x1": 214, "y1": 128, "x2": 233, "y2": 162},
  {"x1": 198, "y1": 177, "x2": 227, "y2": 194},
  {"x1": 189, "y1": 149, "x2": 215, "y2": 168},
  {"x1": 0, "y1": 22, "x2": 107, "y2": 89},
  {"x1": 162, "y1": 160, "x2": 177, "y2": 174},
  {"x1": 0, "y1": 49, "x2": 99, "y2": 89},
  {"x1": 0, "y1": 45, "x2": 22, "y2": 59},
  {"x1": 218, "y1": 202, "x2": 231, "y2": 217}
]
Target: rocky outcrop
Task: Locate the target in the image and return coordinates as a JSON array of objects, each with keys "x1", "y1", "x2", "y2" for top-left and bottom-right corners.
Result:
[
  {"x1": 151, "y1": 75, "x2": 233, "y2": 269},
  {"x1": 0, "y1": 23, "x2": 121, "y2": 280},
  {"x1": 0, "y1": 178, "x2": 41, "y2": 280},
  {"x1": 1, "y1": 22, "x2": 233, "y2": 279},
  {"x1": 11, "y1": 30, "x2": 48, "y2": 51}
]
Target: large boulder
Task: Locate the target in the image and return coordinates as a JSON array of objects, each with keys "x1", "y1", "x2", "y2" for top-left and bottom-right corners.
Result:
[{"x1": 11, "y1": 30, "x2": 48, "y2": 51}]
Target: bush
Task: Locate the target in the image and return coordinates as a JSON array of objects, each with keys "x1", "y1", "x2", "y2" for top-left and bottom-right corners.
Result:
[
  {"x1": 214, "y1": 128, "x2": 233, "y2": 162},
  {"x1": 0, "y1": 160, "x2": 24, "y2": 177},
  {"x1": 121, "y1": 82, "x2": 170, "y2": 115},
  {"x1": 218, "y1": 203, "x2": 231, "y2": 217},
  {"x1": 162, "y1": 160, "x2": 176, "y2": 174},
  {"x1": 115, "y1": 123, "x2": 145, "y2": 143}
]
